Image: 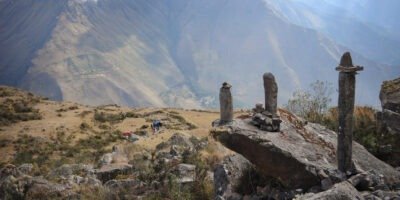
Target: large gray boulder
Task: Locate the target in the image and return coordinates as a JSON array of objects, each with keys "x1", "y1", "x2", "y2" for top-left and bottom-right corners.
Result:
[
  {"x1": 214, "y1": 154, "x2": 253, "y2": 200},
  {"x1": 211, "y1": 111, "x2": 400, "y2": 190},
  {"x1": 378, "y1": 77, "x2": 400, "y2": 135},
  {"x1": 379, "y1": 77, "x2": 400, "y2": 113},
  {"x1": 95, "y1": 163, "x2": 133, "y2": 183},
  {"x1": 377, "y1": 77, "x2": 400, "y2": 166},
  {"x1": 173, "y1": 163, "x2": 196, "y2": 184},
  {"x1": 296, "y1": 181, "x2": 364, "y2": 200}
]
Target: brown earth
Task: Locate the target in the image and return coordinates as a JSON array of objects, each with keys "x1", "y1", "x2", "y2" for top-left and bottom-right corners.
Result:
[{"x1": 0, "y1": 85, "x2": 243, "y2": 170}]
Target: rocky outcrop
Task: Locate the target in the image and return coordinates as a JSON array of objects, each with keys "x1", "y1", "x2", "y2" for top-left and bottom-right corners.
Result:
[
  {"x1": 0, "y1": 164, "x2": 78, "y2": 199},
  {"x1": 173, "y1": 164, "x2": 196, "y2": 184},
  {"x1": 95, "y1": 163, "x2": 133, "y2": 183},
  {"x1": 211, "y1": 111, "x2": 400, "y2": 190},
  {"x1": 380, "y1": 78, "x2": 400, "y2": 113},
  {"x1": 296, "y1": 182, "x2": 364, "y2": 200},
  {"x1": 378, "y1": 77, "x2": 400, "y2": 135},
  {"x1": 214, "y1": 154, "x2": 308, "y2": 200},
  {"x1": 155, "y1": 132, "x2": 208, "y2": 161},
  {"x1": 377, "y1": 77, "x2": 400, "y2": 166},
  {"x1": 214, "y1": 154, "x2": 253, "y2": 199}
]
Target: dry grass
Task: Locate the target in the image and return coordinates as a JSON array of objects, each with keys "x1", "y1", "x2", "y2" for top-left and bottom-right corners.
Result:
[{"x1": 0, "y1": 86, "x2": 234, "y2": 176}]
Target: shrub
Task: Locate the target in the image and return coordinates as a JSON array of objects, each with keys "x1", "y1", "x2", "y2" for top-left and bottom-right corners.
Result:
[
  {"x1": 125, "y1": 111, "x2": 142, "y2": 118},
  {"x1": 320, "y1": 106, "x2": 387, "y2": 154},
  {"x1": 285, "y1": 80, "x2": 333, "y2": 124},
  {"x1": 94, "y1": 111, "x2": 125, "y2": 123},
  {"x1": 13, "y1": 102, "x2": 33, "y2": 113},
  {"x1": 68, "y1": 105, "x2": 79, "y2": 110},
  {"x1": 80, "y1": 122, "x2": 90, "y2": 130}
]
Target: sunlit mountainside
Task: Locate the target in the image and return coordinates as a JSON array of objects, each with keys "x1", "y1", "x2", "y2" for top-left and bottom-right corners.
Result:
[{"x1": 0, "y1": 0, "x2": 398, "y2": 108}]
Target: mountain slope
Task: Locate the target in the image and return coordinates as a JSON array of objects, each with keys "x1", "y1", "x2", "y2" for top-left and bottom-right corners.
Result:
[
  {"x1": 264, "y1": 0, "x2": 400, "y2": 65},
  {"x1": 0, "y1": 0, "x2": 398, "y2": 108}
]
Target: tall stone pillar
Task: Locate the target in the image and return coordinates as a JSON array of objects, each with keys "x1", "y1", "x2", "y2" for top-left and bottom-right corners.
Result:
[
  {"x1": 335, "y1": 52, "x2": 363, "y2": 173},
  {"x1": 219, "y1": 82, "x2": 233, "y2": 123},
  {"x1": 263, "y1": 73, "x2": 278, "y2": 116}
]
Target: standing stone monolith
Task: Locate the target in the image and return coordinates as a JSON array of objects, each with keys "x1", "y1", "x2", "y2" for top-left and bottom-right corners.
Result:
[
  {"x1": 219, "y1": 82, "x2": 233, "y2": 123},
  {"x1": 335, "y1": 52, "x2": 363, "y2": 173},
  {"x1": 263, "y1": 73, "x2": 278, "y2": 116}
]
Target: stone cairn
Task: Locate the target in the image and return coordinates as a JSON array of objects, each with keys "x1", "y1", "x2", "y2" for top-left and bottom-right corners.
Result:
[
  {"x1": 250, "y1": 73, "x2": 281, "y2": 132},
  {"x1": 335, "y1": 52, "x2": 363, "y2": 173},
  {"x1": 219, "y1": 82, "x2": 233, "y2": 124}
]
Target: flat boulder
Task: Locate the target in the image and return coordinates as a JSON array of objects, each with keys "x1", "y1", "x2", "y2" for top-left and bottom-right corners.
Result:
[
  {"x1": 95, "y1": 163, "x2": 133, "y2": 183},
  {"x1": 296, "y1": 181, "x2": 364, "y2": 200},
  {"x1": 211, "y1": 111, "x2": 400, "y2": 189}
]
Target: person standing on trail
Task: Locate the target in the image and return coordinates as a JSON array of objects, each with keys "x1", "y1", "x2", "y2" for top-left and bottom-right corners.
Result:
[{"x1": 151, "y1": 120, "x2": 162, "y2": 133}]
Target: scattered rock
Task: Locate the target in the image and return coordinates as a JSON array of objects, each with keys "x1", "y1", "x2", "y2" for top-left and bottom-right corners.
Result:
[
  {"x1": 95, "y1": 163, "x2": 133, "y2": 183},
  {"x1": 100, "y1": 153, "x2": 113, "y2": 165},
  {"x1": 173, "y1": 163, "x2": 196, "y2": 183},
  {"x1": 0, "y1": 164, "x2": 76, "y2": 199},
  {"x1": 156, "y1": 133, "x2": 193, "y2": 150},
  {"x1": 105, "y1": 179, "x2": 146, "y2": 195},
  {"x1": 296, "y1": 181, "x2": 364, "y2": 200},
  {"x1": 48, "y1": 164, "x2": 95, "y2": 180},
  {"x1": 16, "y1": 163, "x2": 34, "y2": 175}
]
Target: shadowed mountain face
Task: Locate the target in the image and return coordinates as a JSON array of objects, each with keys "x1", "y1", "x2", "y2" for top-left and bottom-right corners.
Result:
[{"x1": 0, "y1": 0, "x2": 398, "y2": 108}]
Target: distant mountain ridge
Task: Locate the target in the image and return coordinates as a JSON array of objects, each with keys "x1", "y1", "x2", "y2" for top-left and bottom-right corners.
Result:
[
  {"x1": 264, "y1": 0, "x2": 400, "y2": 65},
  {"x1": 0, "y1": 0, "x2": 398, "y2": 108}
]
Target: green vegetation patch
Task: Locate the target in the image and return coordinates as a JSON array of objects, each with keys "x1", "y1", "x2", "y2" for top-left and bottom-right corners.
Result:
[
  {"x1": 94, "y1": 110, "x2": 126, "y2": 123},
  {"x1": 0, "y1": 99, "x2": 42, "y2": 126},
  {"x1": 11, "y1": 128, "x2": 124, "y2": 175}
]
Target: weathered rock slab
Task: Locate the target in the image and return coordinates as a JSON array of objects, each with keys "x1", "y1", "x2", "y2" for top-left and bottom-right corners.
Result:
[
  {"x1": 212, "y1": 113, "x2": 400, "y2": 189},
  {"x1": 173, "y1": 163, "x2": 196, "y2": 183},
  {"x1": 214, "y1": 154, "x2": 253, "y2": 200},
  {"x1": 296, "y1": 181, "x2": 364, "y2": 200},
  {"x1": 378, "y1": 109, "x2": 400, "y2": 135},
  {"x1": 95, "y1": 163, "x2": 133, "y2": 183},
  {"x1": 380, "y1": 78, "x2": 400, "y2": 113}
]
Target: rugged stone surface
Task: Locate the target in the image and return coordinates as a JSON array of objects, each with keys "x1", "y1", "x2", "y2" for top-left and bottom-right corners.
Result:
[
  {"x1": 297, "y1": 181, "x2": 364, "y2": 200},
  {"x1": 336, "y1": 52, "x2": 363, "y2": 173},
  {"x1": 380, "y1": 78, "x2": 400, "y2": 113},
  {"x1": 173, "y1": 163, "x2": 196, "y2": 183},
  {"x1": 0, "y1": 164, "x2": 77, "y2": 199},
  {"x1": 211, "y1": 111, "x2": 400, "y2": 190},
  {"x1": 104, "y1": 179, "x2": 146, "y2": 196},
  {"x1": 219, "y1": 82, "x2": 233, "y2": 123},
  {"x1": 48, "y1": 164, "x2": 95, "y2": 179},
  {"x1": 263, "y1": 72, "x2": 278, "y2": 116},
  {"x1": 214, "y1": 154, "x2": 253, "y2": 200},
  {"x1": 156, "y1": 133, "x2": 194, "y2": 151},
  {"x1": 378, "y1": 77, "x2": 400, "y2": 135},
  {"x1": 95, "y1": 163, "x2": 133, "y2": 183},
  {"x1": 377, "y1": 77, "x2": 400, "y2": 166}
]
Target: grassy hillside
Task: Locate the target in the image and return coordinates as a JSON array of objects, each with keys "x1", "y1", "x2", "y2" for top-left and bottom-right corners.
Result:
[{"x1": 0, "y1": 85, "x2": 244, "y2": 179}]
